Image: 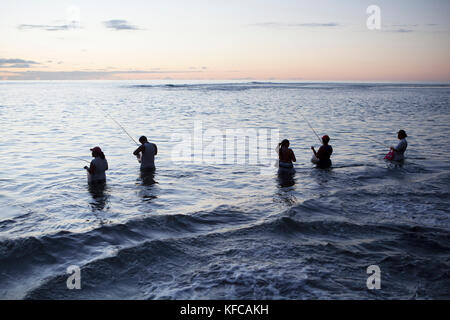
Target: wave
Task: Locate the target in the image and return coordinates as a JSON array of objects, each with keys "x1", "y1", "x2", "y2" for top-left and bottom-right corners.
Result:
[
  {"x1": 23, "y1": 211, "x2": 450, "y2": 299},
  {"x1": 19, "y1": 173, "x2": 450, "y2": 299},
  {"x1": 0, "y1": 204, "x2": 262, "y2": 298},
  {"x1": 127, "y1": 82, "x2": 450, "y2": 92},
  {"x1": 0, "y1": 204, "x2": 258, "y2": 263},
  {"x1": 5, "y1": 170, "x2": 450, "y2": 299}
]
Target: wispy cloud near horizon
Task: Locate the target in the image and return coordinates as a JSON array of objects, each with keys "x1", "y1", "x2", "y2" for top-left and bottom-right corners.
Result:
[
  {"x1": 103, "y1": 20, "x2": 141, "y2": 31},
  {"x1": 383, "y1": 23, "x2": 442, "y2": 33},
  {"x1": 0, "y1": 69, "x2": 205, "y2": 80},
  {"x1": 18, "y1": 24, "x2": 80, "y2": 31},
  {"x1": 249, "y1": 22, "x2": 341, "y2": 28},
  {"x1": 388, "y1": 28, "x2": 414, "y2": 33},
  {"x1": 2, "y1": 1, "x2": 449, "y2": 82},
  {"x1": 0, "y1": 58, "x2": 39, "y2": 69}
]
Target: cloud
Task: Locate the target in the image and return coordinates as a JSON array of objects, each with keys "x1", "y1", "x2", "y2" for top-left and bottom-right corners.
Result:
[
  {"x1": 0, "y1": 58, "x2": 39, "y2": 69},
  {"x1": 391, "y1": 24, "x2": 419, "y2": 28},
  {"x1": 0, "y1": 59, "x2": 38, "y2": 64},
  {"x1": 384, "y1": 23, "x2": 440, "y2": 33},
  {"x1": 103, "y1": 20, "x2": 140, "y2": 31},
  {"x1": 189, "y1": 66, "x2": 208, "y2": 70},
  {"x1": 18, "y1": 24, "x2": 80, "y2": 31},
  {"x1": 250, "y1": 22, "x2": 340, "y2": 28},
  {"x1": 388, "y1": 28, "x2": 414, "y2": 33},
  {"x1": 1, "y1": 69, "x2": 205, "y2": 80},
  {"x1": 3, "y1": 63, "x2": 34, "y2": 68}
]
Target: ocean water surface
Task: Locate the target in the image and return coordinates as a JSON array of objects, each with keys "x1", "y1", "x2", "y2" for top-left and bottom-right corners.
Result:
[{"x1": 0, "y1": 81, "x2": 449, "y2": 299}]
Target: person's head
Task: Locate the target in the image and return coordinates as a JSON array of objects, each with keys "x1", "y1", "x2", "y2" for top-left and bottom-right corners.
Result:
[
  {"x1": 90, "y1": 146, "x2": 105, "y2": 159},
  {"x1": 139, "y1": 136, "x2": 148, "y2": 144},
  {"x1": 279, "y1": 139, "x2": 290, "y2": 149},
  {"x1": 322, "y1": 135, "x2": 330, "y2": 145},
  {"x1": 397, "y1": 130, "x2": 407, "y2": 140}
]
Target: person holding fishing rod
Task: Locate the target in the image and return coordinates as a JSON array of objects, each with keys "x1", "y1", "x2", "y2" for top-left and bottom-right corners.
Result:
[
  {"x1": 84, "y1": 146, "x2": 108, "y2": 184},
  {"x1": 311, "y1": 135, "x2": 333, "y2": 169},
  {"x1": 133, "y1": 136, "x2": 158, "y2": 171},
  {"x1": 104, "y1": 113, "x2": 158, "y2": 170},
  {"x1": 385, "y1": 130, "x2": 408, "y2": 161},
  {"x1": 298, "y1": 108, "x2": 333, "y2": 169}
]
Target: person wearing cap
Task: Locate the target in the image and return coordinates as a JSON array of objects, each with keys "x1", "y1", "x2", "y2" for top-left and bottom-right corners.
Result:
[
  {"x1": 311, "y1": 135, "x2": 333, "y2": 169},
  {"x1": 390, "y1": 130, "x2": 408, "y2": 161},
  {"x1": 133, "y1": 136, "x2": 157, "y2": 171},
  {"x1": 84, "y1": 146, "x2": 108, "y2": 184}
]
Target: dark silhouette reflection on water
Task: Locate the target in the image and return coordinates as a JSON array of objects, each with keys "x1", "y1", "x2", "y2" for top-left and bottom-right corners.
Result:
[
  {"x1": 88, "y1": 182, "x2": 109, "y2": 212},
  {"x1": 137, "y1": 169, "x2": 159, "y2": 204},
  {"x1": 386, "y1": 159, "x2": 405, "y2": 169},
  {"x1": 140, "y1": 169, "x2": 157, "y2": 186},
  {"x1": 275, "y1": 168, "x2": 297, "y2": 205},
  {"x1": 277, "y1": 167, "x2": 296, "y2": 188}
]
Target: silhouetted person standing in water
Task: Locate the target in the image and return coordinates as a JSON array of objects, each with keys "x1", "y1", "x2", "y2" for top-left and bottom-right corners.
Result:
[
  {"x1": 133, "y1": 136, "x2": 157, "y2": 171},
  {"x1": 278, "y1": 139, "x2": 296, "y2": 169},
  {"x1": 84, "y1": 146, "x2": 108, "y2": 184},
  {"x1": 390, "y1": 130, "x2": 408, "y2": 161},
  {"x1": 311, "y1": 135, "x2": 333, "y2": 169}
]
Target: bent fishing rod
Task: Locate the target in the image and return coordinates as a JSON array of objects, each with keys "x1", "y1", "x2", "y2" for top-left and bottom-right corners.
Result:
[
  {"x1": 298, "y1": 106, "x2": 392, "y2": 150},
  {"x1": 337, "y1": 133, "x2": 391, "y2": 149},
  {"x1": 103, "y1": 111, "x2": 143, "y2": 163},
  {"x1": 364, "y1": 136, "x2": 390, "y2": 149},
  {"x1": 298, "y1": 107, "x2": 322, "y2": 144},
  {"x1": 104, "y1": 112, "x2": 140, "y2": 146},
  {"x1": 61, "y1": 156, "x2": 90, "y2": 163}
]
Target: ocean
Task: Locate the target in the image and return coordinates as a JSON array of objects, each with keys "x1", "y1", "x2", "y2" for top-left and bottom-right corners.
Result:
[{"x1": 0, "y1": 80, "x2": 449, "y2": 299}]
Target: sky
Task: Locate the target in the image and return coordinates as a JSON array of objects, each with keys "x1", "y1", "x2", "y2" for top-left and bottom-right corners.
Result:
[{"x1": 0, "y1": 0, "x2": 449, "y2": 81}]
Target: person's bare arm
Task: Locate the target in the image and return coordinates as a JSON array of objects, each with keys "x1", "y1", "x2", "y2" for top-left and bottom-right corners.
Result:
[
  {"x1": 154, "y1": 144, "x2": 158, "y2": 156},
  {"x1": 290, "y1": 149, "x2": 296, "y2": 162},
  {"x1": 133, "y1": 145, "x2": 144, "y2": 156}
]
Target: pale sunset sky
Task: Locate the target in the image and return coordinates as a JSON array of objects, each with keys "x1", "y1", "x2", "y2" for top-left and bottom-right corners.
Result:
[{"x1": 0, "y1": 0, "x2": 449, "y2": 81}]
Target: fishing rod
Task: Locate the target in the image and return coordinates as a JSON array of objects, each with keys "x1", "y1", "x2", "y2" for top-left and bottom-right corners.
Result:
[
  {"x1": 103, "y1": 111, "x2": 144, "y2": 163},
  {"x1": 105, "y1": 112, "x2": 140, "y2": 146},
  {"x1": 63, "y1": 156, "x2": 90, "y2": 163},
  {"x1": 364, "y1": 136, "x2": 390, "y2": 149},
  {"x1": 298, "y1": 107, "x2": 322, "y2": 144},
  {"x1": 338, "y1": 133, "x2": 390, "y2": 149}
]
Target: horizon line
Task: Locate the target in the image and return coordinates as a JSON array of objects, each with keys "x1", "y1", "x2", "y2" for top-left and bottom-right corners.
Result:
[{"x1": 1, "y1": 79, "x2": 449, "y2": 84}]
